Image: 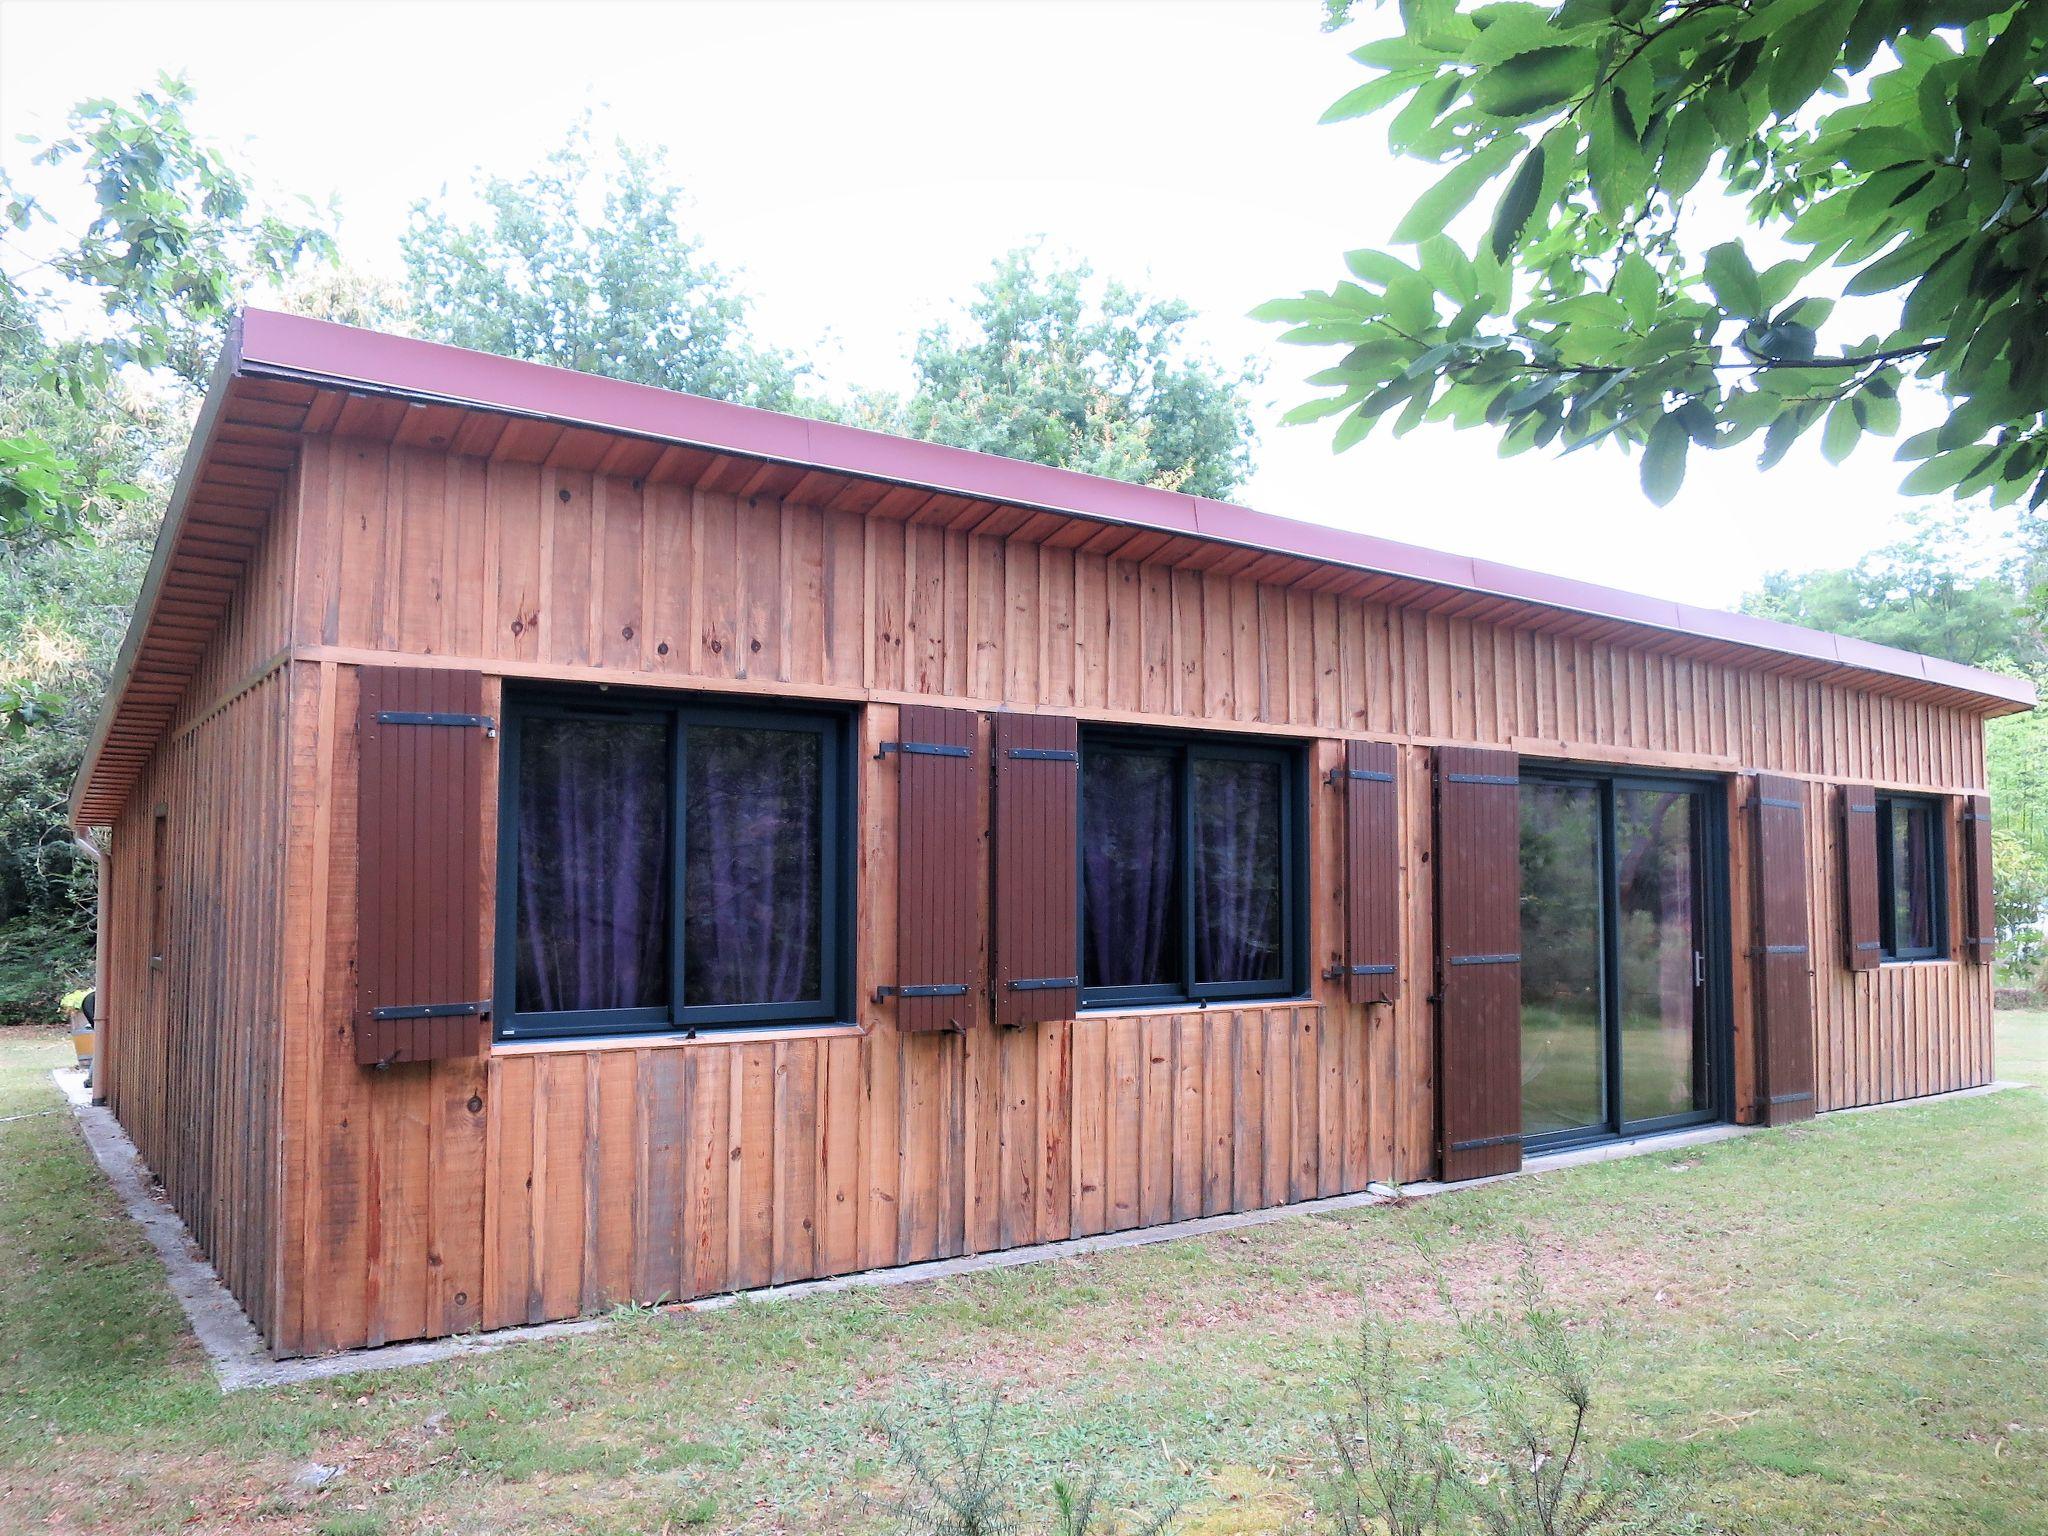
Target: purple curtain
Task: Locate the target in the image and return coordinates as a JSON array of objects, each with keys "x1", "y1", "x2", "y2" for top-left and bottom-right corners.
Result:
[
  {"x1": 1082, "y1": 750, "x2": 1178, "y2": 988},
  {"x1": 683, "y1": 725, "x2": 821, "y2": 1006},
  {"x1": 1894, "y1": 803, "x2": 1935, "y2": 949},
  {"x1": 515, "y1": 717, "x2": 670, "y2": 1014},
  {"x1": 1193, "y1": 757, "x2": 1282, "y2": 983}
]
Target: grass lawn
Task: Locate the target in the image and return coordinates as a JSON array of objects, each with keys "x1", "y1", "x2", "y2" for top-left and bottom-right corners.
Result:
[{"x1": 2, "y1": 1017, "x2": 2043, "y2": 1536}]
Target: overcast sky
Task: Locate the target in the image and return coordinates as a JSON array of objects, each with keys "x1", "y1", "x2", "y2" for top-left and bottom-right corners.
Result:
[{"x1": 0, "y1": 0, "x2": 2006, "y2": 610}]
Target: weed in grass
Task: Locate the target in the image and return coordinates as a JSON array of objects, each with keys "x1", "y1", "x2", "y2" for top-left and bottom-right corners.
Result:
[{"x1": 881, "y1": 1387, "x2": 1178, "y2": 1536}]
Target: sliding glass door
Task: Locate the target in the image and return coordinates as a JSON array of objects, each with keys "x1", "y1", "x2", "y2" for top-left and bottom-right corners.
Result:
[{"x1": 1518, "y1": 767, "x2": 1727, "y2": 1149}]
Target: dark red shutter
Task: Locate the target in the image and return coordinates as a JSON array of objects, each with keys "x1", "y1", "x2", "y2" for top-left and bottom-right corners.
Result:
[
  {"x1": 355, "y1": 666, "x2": 489, "y2": 1067},
  {"x1": 1335, "y1": 739, "x2": 1401, "y2": 1006},
  {"x1": 1839, "y1": 783, "x2": 1880, "y2": 972},
  {"x1": 1750, "y1": 774, "x2": 1816, "y2": 1124},
  {"x1": 1434, "y1": 746, "x2": 1522, "y2": 1182},
  {"x1": 1963, "y1": 793, "x2": 1995, "y2": 964},
  {"x1": 992, "y1": 711, "x2": 1079, "y2": 1028},
  {"x1": 890, "y1": 703, "x2": 983, "y2": 1033}
]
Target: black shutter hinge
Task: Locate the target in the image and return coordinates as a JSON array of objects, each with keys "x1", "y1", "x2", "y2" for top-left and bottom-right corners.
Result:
[
  {"x1": 875, "y1": 740, "x2": 972, "y2": 760},
  {"x1": 369, "y1": 1000, "x2": 490, "y2": 1021},
  {"x1": 874, "y1": 983, "x2": 970, "y2": 1003},
  {"x1": 376, "y1": 710, "x2": 497, "y2": 738},
  {"x1": 1326, "y1": 766, "x2": 1394, "y2": 787}
]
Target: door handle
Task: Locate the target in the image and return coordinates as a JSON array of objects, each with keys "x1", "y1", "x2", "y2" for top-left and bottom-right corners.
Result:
[{"x1": 1693, "y1": 951, "x2": 1706, "y2": 988}]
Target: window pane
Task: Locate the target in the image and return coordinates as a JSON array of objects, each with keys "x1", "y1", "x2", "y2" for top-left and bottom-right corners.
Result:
[
  {"x1": 1518, "y1": 780, "x2": 1606, "y2": 1137},
  {"x1": 684, "y1": 725, "x2": 823, "y2": 1007},
  {"x1": 515, "y1": 717, "x2": 671, "y2": 1014},
  {"x1": 1613, "y1": 787, "x2": 1705, "y2": 1122},
  {"x1": 1193, "y1": 756, "x2": 1284, "y2": 984},
  {"x1": 1890, "y1": 802, "x2": 1937, "y2": 953},
  {"x1": 1082, "y1": 749, "x2": 1180, "y2": 989}
]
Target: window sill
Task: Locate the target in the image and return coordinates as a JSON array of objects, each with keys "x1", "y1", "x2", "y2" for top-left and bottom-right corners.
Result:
[
  {"x1": 492, "y1": 1021, "x2": 870, "y2": 1056},
  {"x1": 1078, "y1": 995, "x2": 1319, "y2": 1021},
  {"x1": 1876, "y1": 957, "x2": 1956, "y2": 969}
]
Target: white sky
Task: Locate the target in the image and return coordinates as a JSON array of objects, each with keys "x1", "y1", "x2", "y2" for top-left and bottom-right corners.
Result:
[{"x1": 0, "y1": 0, "x2": 2006, "y2": 609}]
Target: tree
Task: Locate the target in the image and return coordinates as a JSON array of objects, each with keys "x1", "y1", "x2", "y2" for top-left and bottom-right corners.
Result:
[
  {"x1": 2, "y1": 73, "x2": 331, "y2": 552},
  {"x1": 1, "y1": 74, "x2": 331, "y2": 730},
  {"x1": 0, "y1": 75, "x2": 323, "y2": 1011},
  {"x1": 1265, "y1": 3, "x2": 2047, "y2": 508},
  {"x1": 400, "y1": 121, "x2": 804, "y2": 410},
  {"x1": 1742, "y1": 509, "x2": 2037, "y2": 670},
  {"x1": 902, "y1": 245, "x2": 1260, "y2": 499}
]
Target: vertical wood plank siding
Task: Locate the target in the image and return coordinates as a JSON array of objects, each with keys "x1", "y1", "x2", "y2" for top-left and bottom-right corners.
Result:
[
  {"x1": 1339, "y1": 739, "x2": 1401, "y2": 1006},
  {"x1": 1838, "y1": 784, "x2": 1881, "y2": 973},
  {"x1": 354, "y1": 665, "x2": 488, "y2": 1065},
  {"x1": 992, "y1": 712, "x2": 1080, "y2": 1027},
  {"x1": 1751, "y1": 774, "x2": 1818, "y2": 1126},
  {"x1": 100, "y1": 432, "x2": 2004, "y2": 1354},
  {"x1": 1432, "y1": 747, "x2": 1523, "y2": 1181}
]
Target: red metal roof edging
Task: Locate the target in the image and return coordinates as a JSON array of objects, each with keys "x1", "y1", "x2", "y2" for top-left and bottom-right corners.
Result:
[{"x1": 70, "y1": 309, "x2": 2038, "y2": 826}]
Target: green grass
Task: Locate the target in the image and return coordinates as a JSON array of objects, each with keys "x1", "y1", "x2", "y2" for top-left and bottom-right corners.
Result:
[{"x1": 1, "y1": 1016, "x2": 2044, "y2": 1535}]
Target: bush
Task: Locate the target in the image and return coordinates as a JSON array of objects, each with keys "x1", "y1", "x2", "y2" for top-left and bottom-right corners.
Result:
[
  {"x1": 1315, "y1": 1250, "x2": 1686, "y2": 1536},
  {"x1": 881, "y1": 1389, "x2": 1176, "y2": 1536},
  {"x1": 0, "y1": 911, "x2": 92, "y2": 1026}
]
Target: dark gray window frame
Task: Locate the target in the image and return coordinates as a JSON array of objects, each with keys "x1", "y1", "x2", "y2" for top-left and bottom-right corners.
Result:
[
  {"x1": 1076, "y1": 727, "x2": 1308, "y2": 1011},
  {"x1": 493, "y1": 686, "x2": 854, "y2": 1042},
  {"x1": 1874, "y1": 792, "x2": 1948, "y2": 963}
]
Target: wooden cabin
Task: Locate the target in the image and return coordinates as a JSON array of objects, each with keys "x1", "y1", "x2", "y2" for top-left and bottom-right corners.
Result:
[{"x1": 71, "y1": 310, "x2": 2033, "y2": 1356}]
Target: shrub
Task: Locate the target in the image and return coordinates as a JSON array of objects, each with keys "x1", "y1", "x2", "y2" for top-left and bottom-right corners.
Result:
[
  {"x1": 881, "y1": 1388, "x2": 1176, "y2": 1536},
  {"x1": 1315, "y1": 1251, "x2": 1687, "y2": 1536}
]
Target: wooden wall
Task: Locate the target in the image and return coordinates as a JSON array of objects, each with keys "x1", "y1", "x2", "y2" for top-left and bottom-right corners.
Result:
[
  {"x1": 1801, "y1": 785, "x2": 1994, "y2": 1109},
  {"x1": 283, "y1": 438, "x2": 1985, "y2": 790},
  {"x1": 106, "y1": 430, "x2": 1999, "y2": 1355},
  {"x1": 98, "y1": 457, "x2": 303, "y2": 1340},
  {"x1": 101, "y1": 668, "x2": 291, "y2": 1335}
]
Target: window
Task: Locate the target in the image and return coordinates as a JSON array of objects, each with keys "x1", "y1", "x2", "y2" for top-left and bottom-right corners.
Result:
[
  {"x1": 1078, "y1": 730, "x2": 1304, "y2": 1008},
  {"x1": 1875, "y1": 794, "x2": 1946, "y2": 962},
  {"x1": 496, "y1": 691, "x2": 850, "y2": 1040}
]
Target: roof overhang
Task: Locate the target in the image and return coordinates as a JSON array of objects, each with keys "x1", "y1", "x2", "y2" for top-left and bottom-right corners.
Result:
[{"x1": 70, "y1": 308, "x2": 2037, "y2": 827}]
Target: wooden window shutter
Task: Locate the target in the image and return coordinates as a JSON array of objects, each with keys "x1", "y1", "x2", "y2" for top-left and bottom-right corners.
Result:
[
  {"x1": 992, "y1": 711, "x2": 1079, "y2": 1028},
  {"x1": 1333, "y1": 739, "x2": 1401, "y2": 1005},
  {"x1": 1433, "y1": 746, "x2": 1522, "y2": 1182},
  {"x1": 1838, "y1": 784, "x2": 1880, "y2": 972},
  {"x1": 887, "y1": 703, "x2": 984, "y2": 1033},
  {"x1": 1750, "y1": 774, "x2": 1816, "y2": 1124},
  {"x1": 355, "y1": 666, "x2": 489, "y2": 1068},
  {"x1": 1963, "y1": 793, "x2": 1995, "y2": 964}
]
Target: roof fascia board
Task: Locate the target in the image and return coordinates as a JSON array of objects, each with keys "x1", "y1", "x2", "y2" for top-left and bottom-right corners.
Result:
[{"x1": 68, "y1": 318, "x2": 249, "y2": 828}]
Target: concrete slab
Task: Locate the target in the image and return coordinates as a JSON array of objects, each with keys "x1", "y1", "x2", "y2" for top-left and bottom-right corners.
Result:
[{"x1": 51, "y1": 1067, "x2": 2029, "y2": 1392}]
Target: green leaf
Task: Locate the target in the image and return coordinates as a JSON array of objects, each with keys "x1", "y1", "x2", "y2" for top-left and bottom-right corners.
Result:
[
  {"x1": 1392, "y1": 134, "x2": 1526, "y2": 244},
  {"x1": 1471, "y1": 46, "x2": 1596, "y2": 119},
  {"x1": 1820, "y1": 397, "x2": 1861, "y2": 463},
  {"x1": 1759, "y1": 409, "x2": 1804, "y2": 470},
  {"x1": 1322, "y1": 72, "x2": 1430, "y2": 125},
  {"x1": 1641, "y1": 413, "x2": 1690, "y2": 505},
  {"x1": 1586, "y1": 90, "x2": 1647, "y2": 216},
  {"x1": 1703, "y1": 243, "x2": 1766, "y2": 320},
  {"x1": 1488, "y1": 141, "x2": 1547, "y2": 262},
  {"x1": 1614, "y1": 252, "x2": 1659, "y2": 329},
  {"x1": 1659, "y1": 105, "x2": 1716, "y2": 198},
  {"x1": 1844, "y1": 224, "x2": 1970, "y2": 296}
]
